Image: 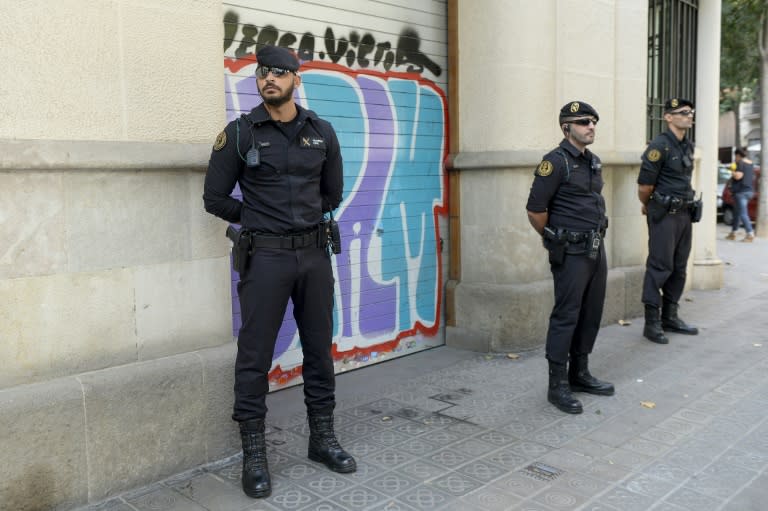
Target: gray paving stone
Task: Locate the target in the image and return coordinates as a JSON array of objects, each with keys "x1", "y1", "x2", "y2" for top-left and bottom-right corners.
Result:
[
  {"x1": 429, "y1": 471, "x2": 484, "y2": 497},
  {"x1": 398, "y1": 485, "x2": 453, "y2": 510},
  {"x1": 621, "y1": 473, "x2": 678, "y2": 498},
  {"x1": 530, "y1": 485, "x2": 589, "y2": 510},
  {"x1": 664, "y1": 487, "x2": 723, "y2": 510},
  {"x1": 327, "y1": 485, "x2": 389, "y2": 509},
  {"x1": 126, "y1": 487, "x2": 208, "y2": 511},
  {"x1": 170, "y1": 473, "x2": 256, "y2": 511},
  {"x1": 461, "y1": 485, "x2": 525, "y2": 511},
  {"x1": 684, "y1": 462, "x2": 757, "y2": 500},
  {"x1": 599, "y1": 486, "x2": 658, "y2": 511},
  {"x1": 365, "y1": 470, "x2": 420, "y2": 496},
  {"x1": 398, "y1": 459, "x2": 451, "y2": 481}
]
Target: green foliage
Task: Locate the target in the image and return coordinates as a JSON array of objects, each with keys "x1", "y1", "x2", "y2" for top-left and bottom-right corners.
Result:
[{"x1": 720, "y1": 0, "x2": 767, "y2": 113}]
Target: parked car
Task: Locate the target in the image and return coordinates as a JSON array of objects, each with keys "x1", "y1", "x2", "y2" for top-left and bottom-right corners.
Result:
[
  {"x1": 721, "y1": 167, "x2": 760, "y2": 225},
  {"x1": 716, "y1": 164, "x2": 731, "y2": 221}
]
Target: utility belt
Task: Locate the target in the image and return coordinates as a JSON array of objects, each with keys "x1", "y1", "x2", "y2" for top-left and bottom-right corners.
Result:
[
  {"x1": 543, "y1": 226, "x2": 605, "y2": 265},
  {"x1": 648, "y1": 192, "x2": 702, "y2": 222},
  {"x1": 226, "y1": 220, "x2": 341, "y2": 274}
]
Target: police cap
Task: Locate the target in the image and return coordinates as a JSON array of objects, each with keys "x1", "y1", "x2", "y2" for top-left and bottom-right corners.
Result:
[
  {"x1": 559, "y1": 101, "x2": 599, "y2": 123},
  {"x1": 256, "y1": 45, "x2": 300, "y2": 72},
  {"x1": 663, "y1": 97, "x2": 694, "y2": 112}
]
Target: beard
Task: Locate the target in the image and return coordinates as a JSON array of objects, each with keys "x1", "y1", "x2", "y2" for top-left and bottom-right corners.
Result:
[{"x1": 260, "y1": 81, "x2": 295, "y2": 107}]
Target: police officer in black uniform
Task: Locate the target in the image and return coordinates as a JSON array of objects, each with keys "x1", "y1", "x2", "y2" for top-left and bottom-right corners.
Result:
[
  {"x1": 203, "y1": 45, "x2": 355, "y2": 499},
  {"x1": 638, "y1": 98, "x2": 699, "y2": 345},
  {"x1": 526, "y1": 101, "x2": 615, "y2": 415}
]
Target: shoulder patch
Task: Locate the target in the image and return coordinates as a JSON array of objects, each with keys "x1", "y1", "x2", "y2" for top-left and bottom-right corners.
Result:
[
  {"x1": 647, "y1": 149, "x2": 661, "y2": 162},
  {"x1": 536, "y1": 160, "x2": 554, "y2": 177},
  {"x1": 213, "y1": 130, "x2": 227, "y2": 151}
]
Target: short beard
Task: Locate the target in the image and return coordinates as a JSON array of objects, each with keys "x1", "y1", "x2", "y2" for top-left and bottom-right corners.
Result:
[{"x1": 260, "y1": 82, "x2": 295, "y2": 107}]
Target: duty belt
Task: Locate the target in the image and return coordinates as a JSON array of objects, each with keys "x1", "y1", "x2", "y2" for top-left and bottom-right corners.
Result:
[
  {"x1": 249, "y1": 228, "x2": 320, "y2": 249},
  {"x1": 651, "y1": 192, "x2": 695, "y2": 214},
  {"x1": 561, "y1": 229, "x2": 606, "y2": 243}
]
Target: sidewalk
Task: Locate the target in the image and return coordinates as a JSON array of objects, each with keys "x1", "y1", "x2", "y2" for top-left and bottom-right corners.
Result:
[{"x1": 81, "y1": 226, "x2": 768, "y2": 511}]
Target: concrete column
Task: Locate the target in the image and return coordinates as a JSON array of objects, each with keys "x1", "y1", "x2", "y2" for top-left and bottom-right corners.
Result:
[{"x1": 692, "y1": 0, "x2": 724, "y2": 290}]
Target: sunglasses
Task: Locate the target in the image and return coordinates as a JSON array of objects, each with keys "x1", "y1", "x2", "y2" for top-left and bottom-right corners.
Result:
[
  {"x1": 670, "y1": 109, "x2": 695, "y2": 116},
  {"x1": 569, "y1": 118, "x2": 598, "y2": 126},
  {"x1": 256, "y1": 66, "x2": 294, "y2": 78}
]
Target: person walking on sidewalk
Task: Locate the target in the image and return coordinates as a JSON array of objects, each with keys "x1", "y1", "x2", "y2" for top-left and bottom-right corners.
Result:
[
  {"x1": 526, "y1": 101, "x2": 615, "y2": 415},
  {"x1": 637, "y1": 97, "x2": 700, "y2": 345},
  {"x1": 725, "y1": 147, "x2": 755, "y2": 242},
  {"x1": 203, "y1": 45, "x2": 355, "y2": 499}
]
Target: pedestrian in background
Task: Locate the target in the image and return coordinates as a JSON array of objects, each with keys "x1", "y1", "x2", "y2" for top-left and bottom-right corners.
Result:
[
  {"x1": 526, "y1": 101, "x2": 615, "y2": 415},
  {"x1": 203, "y1": 45, "x2": 355, "y2": 499},
  {"x1": 725, "y1": 147, "x2": 755, "y2": 242},
  {"x1": 637, "y1": 97, "x2": 700, "y2": 345}
]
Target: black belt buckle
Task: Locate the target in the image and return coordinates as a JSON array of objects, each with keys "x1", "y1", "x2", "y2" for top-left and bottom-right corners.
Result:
[{"x1": 669, "y1": 197, "x2": 683, "y2": 214}]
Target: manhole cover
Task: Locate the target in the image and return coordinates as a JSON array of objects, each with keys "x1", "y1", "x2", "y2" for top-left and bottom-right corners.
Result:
[{"x1": 520, "y1": 462, "x2": 564, "y2": 482}]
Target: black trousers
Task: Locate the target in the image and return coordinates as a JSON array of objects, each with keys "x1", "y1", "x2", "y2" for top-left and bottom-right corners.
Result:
[
  {"x1": 546, "y1": 244, "x2": 607, "y2": 364},
  {"x1": 642, "y1": 211, "x2": 692, "y2": 307},
  {"x1": 232, "y1": 245, "x2": 335, "y2": 421}
]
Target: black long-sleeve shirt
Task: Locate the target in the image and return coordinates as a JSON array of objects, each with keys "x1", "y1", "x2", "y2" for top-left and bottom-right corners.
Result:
[
  {"x1": 203, "y1": 103, "x2": 344, "y2": 234},
  {"x1": 638, "y1": 130, "x2": 695, "y2": 200}
]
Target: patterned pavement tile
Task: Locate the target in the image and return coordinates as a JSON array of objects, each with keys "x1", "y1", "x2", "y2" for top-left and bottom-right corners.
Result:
[
  {"x1": 497, "y1": 420, "x2": 540, "y2": 437},
  {"x1": 537, "y1": 448, "x2": 594, "y2": 471},
  {"x1": 482, "y1": 446, "x2": 528, "y2": 471},
  {"x1": 462, "y1": 485, "x2": 525, "y2": 511},
  {"x1": 392, "y1": 420, "x2": 434, "y2": 436},
  {"x1": 397, "y1": 437, "x2": 443, "y2": 456},
  {"x1": 662, "y1": 445, "x2": 717, "y2": 472},
  {"x1": 364, "y1": 499, "x2": 420, "y2": 511},
  {"x1": 126, "y1": 487, "x2": 208, "y2": 511},
  {"x1": 621, "y1": 437, "x2": 672, "y2": 457},
  {"x1": 639, "y1": 426, "x2": 688, "y2": 446},
  {"x1": 368, "y1": 428, "x2": 412, "y2": 447},
  {"x1": 327, "y1": 485, "x2": 389, "y2": 510},
  {"x1": 343, "y1": 438, "x2": 388, "y2": 458},
  {"x1": 577, "y1": 502, "x2": 621, "y2": 511},
  {"x1": 477, "y1": 429, "x2": 520, "y2": 447},
  {"x1": 297, "y1": 500, "x2": 351, "y2": 511},
  {"x1": 640, "y1": 461, "x2": 693, "y2": 486},
  {"x1": 507, "y1": 441, "x2": 552, "y2": 458},
  {"x1": 621, "y1": 473, "x2": 678, "y2": 498},
  {"x1": 602, "y1": 447, "x2": 654, "y2": 470},
  {"x1": 455, "y1": 459, "x2": 507, "y2": 483},
  {"x1": 170, "y1": 474, "x2": 257, "y2": 510},
  {"x1": 300, "y1": 471, "x2": 357, "y2": 498},
  {"x1": 365, "y1": 470, "x2": 420, "y2": 496},
  {"x1": 398, "y1": 485, "x2": 454, "y2": 510},
  {"x1": 445, "y1": 421, "x2": 487, "y2": 436},
  {"x1": 583, "y1": 460, "x2": 633, "y2": 483},
  {"x1": 398, "y1": 459, "x2": 451, "y2": 481},
  {"x1": 491, "y1": 470, "x2": 551, "y2": 499},
  {"x1": 263, "y1": 484, "x2": 323, "y2": 511},
  {"x1": 684, "y1": 463, "x2": 757, "y2": 500},
  {"x1": 718, "y1": 447, "x2": 768, "y2": 472},
  {"x1": 369, "y1": 447, "x2": 418, "y2": 469},
  {"x1": 550, "y1": 472, "x2": 610, "y2": 497},
  {"x1": 530, "y1": 485, "x2": 589, "y2": 510},
  {"x1": 663, "y1": 487, "x2": 723, "y2": 511},
  {"x1": 671, "y1": 408, "x2": 713, "y2": 425},
  {"x1": 343, "y1": 459, "x2": 384, "y2": 484},
  {"x1": 277, "y1": 460, "x2": 323, "y2": 482},
  {"x1": 450, "y1": 437, "x2": 499, "y2": 458},
  {"x1": 420, "y1": 428, "x2": 463, "y2": 446},
  {"x1": 514, "y1": 502, "x2": 558, "y2": 511},
  {"x1": 654, "y1": 417, "x2": 701, "y2": 437},
  {"x1": 428, "y1": 471, "x2": 484, "y2": 497},
  {"x1": 599, "y1": 486, "x2": 658, "y2": 511},
  {"x1": 428, "y1": 447, "x2": 472, "y2": 468}
]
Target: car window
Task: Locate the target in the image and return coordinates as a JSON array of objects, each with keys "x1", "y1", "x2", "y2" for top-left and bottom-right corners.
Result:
[{"x1": 718, "y1": 165, "x2": 731, "y2": 184}]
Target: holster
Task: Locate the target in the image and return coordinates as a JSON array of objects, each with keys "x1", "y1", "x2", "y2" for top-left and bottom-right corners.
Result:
[
  {"x1": 226, "y1": 226, "x2": 251, "y2": 275},
  {"x1": 690, "y1": 198, "x2": 703, "y2": 223},
  {"x1": 543, "y1": 227, "x2": 566, "y2": 266},
  {"x1": 647, "y1": 194, "x2": 669, "y2": 223}
]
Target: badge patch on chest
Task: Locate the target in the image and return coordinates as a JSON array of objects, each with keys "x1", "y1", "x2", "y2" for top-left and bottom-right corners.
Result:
[
  {"x1": 213, "y1": 130, "x2": 227, "y2": 151},
  {"x1": 647, "y1": 149, "x2": 661, "y2": 162},
  {"x1": 536, "y1": 160, "x2": 554, "y2": 176},
  {"x1": 302, "y1": 137, "x2": 326, "y2": 149}
]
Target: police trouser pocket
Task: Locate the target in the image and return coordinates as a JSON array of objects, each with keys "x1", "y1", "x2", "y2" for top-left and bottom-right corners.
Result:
[{"x1": 647, "y1": 200, "x2": 667, "y2": 223}]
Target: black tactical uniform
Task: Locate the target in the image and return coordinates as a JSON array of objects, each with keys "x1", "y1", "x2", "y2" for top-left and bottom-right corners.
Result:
[
  {"x1": 526, "y1": 101, "x2": 614, "y2": 415},
  {"x1": 638, "y1": 97, "x2": 699, "y2": 344},
  {"x1": 203, "y1": 45, "x2": 354, "y2": 499}
]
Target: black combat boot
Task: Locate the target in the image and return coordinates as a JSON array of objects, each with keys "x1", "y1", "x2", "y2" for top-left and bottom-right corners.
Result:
[
  {"x1": 307, "y1": 414, "x2": 357, "y2": 473},
  {"x1": 661, "y1": 301, "x2": 699, "y2": 335},
  {"x1": 239, "y1": 418, "x2": 271, "y2": 498},
  {"x1": 547, "y1": 361, "x2": 583, "y2": 414},
  {"x1": 568, "y1": 354, "x2": 615, "y2": 396},
  {"x1": 643, "y1": 304, "x2": 669, "y2": 344}
]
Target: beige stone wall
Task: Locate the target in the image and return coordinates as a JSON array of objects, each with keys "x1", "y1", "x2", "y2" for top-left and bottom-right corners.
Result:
[{"x1": 0, "y1": 1, "x2": 232, "y2": 389}]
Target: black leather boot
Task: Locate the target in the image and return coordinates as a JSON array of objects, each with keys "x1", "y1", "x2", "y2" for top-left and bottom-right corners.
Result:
[
  {"x1": 547, "y1": 361, "x2": 583, "y2": 414},
  {"x1": 307, "y1": 414, "x2": 356, "y2": 473},
  {"x1": 643, "y1": 304, "x2": 669, "y2": 344},
  {"x1": 239, "y1": 418, "x2": 271, "y2": 498},
  {"x1": 568, "y1": 354, "x2": 615, "y2": 396},
  {"x1": 661, "y1": 301, "x2": 699, "y2": 335}
]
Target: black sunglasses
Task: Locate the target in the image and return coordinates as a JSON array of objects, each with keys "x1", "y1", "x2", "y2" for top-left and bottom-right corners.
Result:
[
  {"x1": 569, "y1": 118, "x2": 598, "y2": 126},
  {"x1": 670, "y1": 109, "x2": 695, "y2": 116},
  {"x1": 256, "y1": 66, "x2": 294, "y2": 78}
]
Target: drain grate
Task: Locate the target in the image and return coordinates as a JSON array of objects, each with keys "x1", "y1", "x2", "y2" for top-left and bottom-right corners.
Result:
[{"x1": 520, "y1": 462, "x2": 564, "y2": 482}]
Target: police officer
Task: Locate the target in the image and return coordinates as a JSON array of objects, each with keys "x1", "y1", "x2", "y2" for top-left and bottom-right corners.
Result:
[
  {"x1": 526, "y1": 101, "x2": 615, "y2": 415},
  {"x1": 203, "y1": 45, "x2": 355, "y2": 499},
  {"x1": 638, "y1": 98, "x2": 699, "y2": 345}
]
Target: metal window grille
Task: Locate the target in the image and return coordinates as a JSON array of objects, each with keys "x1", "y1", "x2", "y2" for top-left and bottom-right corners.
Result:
[{"x1": 647, "y1": 0, "x2": 698, "y2": 142}]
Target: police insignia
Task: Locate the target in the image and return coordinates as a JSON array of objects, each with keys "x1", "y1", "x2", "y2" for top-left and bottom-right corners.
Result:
[
  {"x1": 213, "y1": 131, "x2": 227, "y2": 151},
  {"x1": 570, "y1": 102, "x2": 580, "y2": 113},
  {"x1": 671, "y1": 98, "x2": 679, "y2": 108},
  {"x1": 647, "y1": 149, "x2": 661, "y2": 162},
  {"x1": 537, "y1": 160, "x2": 554, "y2": 176}
]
